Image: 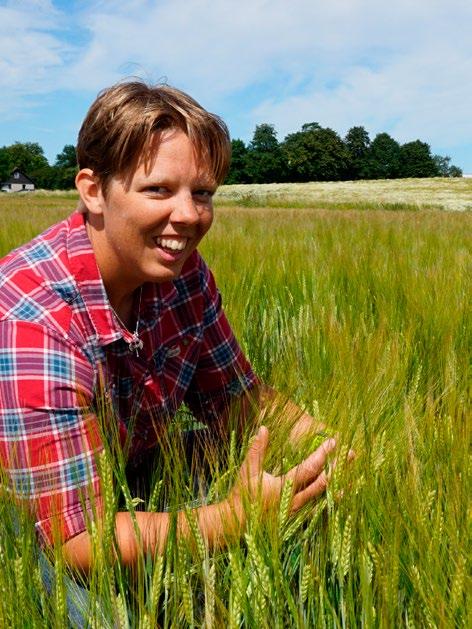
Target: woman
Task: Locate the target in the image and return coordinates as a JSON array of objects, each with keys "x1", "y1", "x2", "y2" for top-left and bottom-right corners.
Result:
[{"x1": 0, "y1": 81, "x2": 336, "y2": 577}]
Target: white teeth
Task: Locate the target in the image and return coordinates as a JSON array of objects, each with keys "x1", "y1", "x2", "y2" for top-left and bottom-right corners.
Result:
[{"x1": 156, "y1": 237, "x2": 187, "y2": 251}]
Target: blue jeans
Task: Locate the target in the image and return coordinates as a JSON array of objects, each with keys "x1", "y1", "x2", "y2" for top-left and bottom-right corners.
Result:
[
  {"x1": 5, "y1": 503, "x2": 107, "y2": 628},
  {"x1": 22, "y1": 429, "x2": 208, "y2": 626},
  {"x1": 39, "y1": 551, "x2": 112, "y2": 629}
]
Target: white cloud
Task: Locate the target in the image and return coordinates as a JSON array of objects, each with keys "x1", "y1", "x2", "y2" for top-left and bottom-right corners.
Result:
[
  {"x1": 0, "y1": 0, "x2": 71, "y2": 114},
  {"x1": 60, "y1": 0, "x2": 329, "y2": 95},
  {"x1": 1, "y1": 0, "x2": 471, "y2": 160},
  {"x1": 64, "y1": 1, "x2": 472, "y2": 147},
  {"x1": 251, "y1": 44, "x2": 472, "y2": 150},
  {"x1": 4, "y1": 1, "x2": 471, "y2": 94}
]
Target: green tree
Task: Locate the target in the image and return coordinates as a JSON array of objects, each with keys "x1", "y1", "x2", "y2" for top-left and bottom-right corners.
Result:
[
  {"x1": 362, "y1": 133, "x2": 401, "y2": 179},
  {"x1": 55, "y1": 144, "x2": 77, "y2": 169},
  {"x1": 344, "y1": 126, "x2": 371, "y2": 179},
  {"x1": 301, "y1": 122, "x2": 322, "y2": 133},
  {"x1": 30, "y1": 165, "x2": 57, "y2": 189},
  {"x1": 250, "y1": 123, "x2": 279, "y2": 152},
  {"x1": 433, "y1": 155, "x2": 463, "y2": 177},
  {"x1": 283, "y1": 123, "x2": 350, "y2": 182},
  {"x1": 55, "y1": 167, "x2": 78, "y2": 190},
  {"x1": 399, "y1": 140, "x2": 439, "y2": 178},
  {"x1": 0, "y1": 142, "x2": 49, "y2": 183},
  {"x1": 225, "y1": 139, "x2": 249, "y2": 184},
  {"x1": 448, "y1": 165, "x2": 463, "y2": 177},
  {"x1": 245, "y1": 124, "x2": 286, "y2": 183},
  {"x1": 0, "y1": 148, "x2": 10, "y2": 183}
]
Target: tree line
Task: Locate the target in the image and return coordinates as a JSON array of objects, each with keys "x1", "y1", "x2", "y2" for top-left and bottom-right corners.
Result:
[
  {"x1": 0, "y1": 142, "x2": 77, "y2": 190},
  {"x1": 226, "y1": 123, "x2": 462, "y2": 184},
  {"x1": 0, "y1": 124, "x2": 463, "y2": 191}
]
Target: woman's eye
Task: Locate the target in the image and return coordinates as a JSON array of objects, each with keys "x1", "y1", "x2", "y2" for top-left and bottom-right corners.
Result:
[
  {"x1": 193, "y1": 190, "x2": 214, "y2": 199},
  {"x1": 145, "y1": 186, "x2": 167, "y2": 194}
]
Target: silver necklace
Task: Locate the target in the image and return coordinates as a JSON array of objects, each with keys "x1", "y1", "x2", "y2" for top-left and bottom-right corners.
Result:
[{"x1": 111, "y1": 286, "x2": 144, "y2": 356}]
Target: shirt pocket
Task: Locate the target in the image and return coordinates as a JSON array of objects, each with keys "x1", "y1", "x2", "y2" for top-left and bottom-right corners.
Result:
[{"x1": 153, "y1": 330, "x2": 202, "y2": 404}]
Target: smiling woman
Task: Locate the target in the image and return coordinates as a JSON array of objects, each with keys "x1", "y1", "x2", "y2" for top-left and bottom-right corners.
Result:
[
  {"x1": 0, "y1": 79, "x2": 334, "y2": 627},
  {"x1": 77, "y1": 129, "x2": 217, "y2": 321}
]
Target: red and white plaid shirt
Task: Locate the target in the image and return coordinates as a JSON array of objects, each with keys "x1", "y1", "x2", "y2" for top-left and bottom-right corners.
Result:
[{"x1": 0, "y1": 211, "x2": 256, "y2": 544}]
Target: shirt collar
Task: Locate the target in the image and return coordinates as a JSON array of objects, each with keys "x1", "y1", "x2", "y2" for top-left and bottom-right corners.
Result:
[
  {"x1": 67, "y1": 212, "x2": 121, "y2": 345},
  {"x1": 67, "y1": 211, "x2": 179, "y2": 345}
]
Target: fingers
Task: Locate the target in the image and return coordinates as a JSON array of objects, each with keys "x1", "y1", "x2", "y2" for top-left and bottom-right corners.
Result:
[
  {"x1": 285, "y1": 438, "x2": 337, "y2": 488},
  {"x1": 239, "y1": 426, "x2": 269, "y2": 480},
  {"x1": 290, "y1": 472, "x2": 328, "y2": 512},
  {"x1": 290, "y1": 445, "x2": 356, "y2": 511}
]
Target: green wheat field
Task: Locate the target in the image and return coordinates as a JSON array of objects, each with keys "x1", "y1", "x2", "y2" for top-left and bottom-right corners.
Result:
[{"x1": 0, "y1": 179, "x2": 470, "y2": 627}]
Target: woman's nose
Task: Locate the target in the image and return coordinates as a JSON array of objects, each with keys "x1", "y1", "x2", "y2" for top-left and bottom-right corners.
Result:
[{"x1": 170, "y1": 194, "x2": 200, "y2": 224}]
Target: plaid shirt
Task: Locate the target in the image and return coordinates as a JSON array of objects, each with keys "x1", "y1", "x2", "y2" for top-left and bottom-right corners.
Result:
[{"x1": 0, "y1": 211, "x2": 256, "y2": 545}]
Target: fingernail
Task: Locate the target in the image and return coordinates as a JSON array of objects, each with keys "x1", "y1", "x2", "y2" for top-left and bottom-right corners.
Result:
[
  {"x1": 253, "y1": 427, "x2": 263, "y2": 440},
  {"x1": 327, "y1": 438, "x2": 336, "y2": 449}
]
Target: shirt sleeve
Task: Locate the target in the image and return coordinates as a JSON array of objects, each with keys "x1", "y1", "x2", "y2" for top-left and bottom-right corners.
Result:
[
  {"x1": 184, "y1": 256, "x2": 259, "y2": 424},
  {"x1": 0, "y1": 319, "x2": 103, "y2": 546}
]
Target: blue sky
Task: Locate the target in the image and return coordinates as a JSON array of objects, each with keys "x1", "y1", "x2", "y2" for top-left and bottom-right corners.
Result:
[{"x1": 1, "y1": 0, "x2": 471, "y2": 173}]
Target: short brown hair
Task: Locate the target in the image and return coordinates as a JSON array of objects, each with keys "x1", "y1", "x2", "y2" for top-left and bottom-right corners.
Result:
[{"x1": 76, "y1": 80, "x2": 231, "y2": 193}]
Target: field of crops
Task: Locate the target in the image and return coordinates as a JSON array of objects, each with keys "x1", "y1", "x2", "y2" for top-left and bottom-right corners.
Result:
[
  {"x1": 0, "y1": 182, "x2": 470, "y2": 627},
  {"x1": 216, "y1": 177, "x2": 472, "y2": 212}
]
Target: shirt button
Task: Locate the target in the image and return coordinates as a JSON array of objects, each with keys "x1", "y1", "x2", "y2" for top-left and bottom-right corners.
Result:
[
  {"x1": 167, "y1": 345, "x2": 181, "y2": 357},
  {"x1": 182, "y1": 337, "x2": 190, "y2": 347}
]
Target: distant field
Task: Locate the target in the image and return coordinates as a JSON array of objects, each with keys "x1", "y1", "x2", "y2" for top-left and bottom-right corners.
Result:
[
  {"x1": 216, "y1": 177, "x2": 472, "y2": 211},
  {"x1": 0, "y1": 186, "x2": 470, "y2": 626},
  {"x1": 1, "y1": 177, "x2": 471, "y2": 220},
  {"x1": 0, "y1": 193, "x2": 76, "y2": 255}
]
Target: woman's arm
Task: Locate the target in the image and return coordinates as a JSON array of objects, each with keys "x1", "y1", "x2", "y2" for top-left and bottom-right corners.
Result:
[
  {"x1": 63, "y1": 426, "x2": 336, "y2": 571},
  {"x1": 62, "y1": 499, "x2": 244, "y2": 572}
]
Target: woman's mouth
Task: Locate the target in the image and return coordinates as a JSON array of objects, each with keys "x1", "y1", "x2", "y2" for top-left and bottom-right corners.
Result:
[
  {"x1": 153, "y1": 236, "x2": 189, "y2": 262},
  {"x1": 155, "y1": 236, "x2": 188, "y2": 252}
]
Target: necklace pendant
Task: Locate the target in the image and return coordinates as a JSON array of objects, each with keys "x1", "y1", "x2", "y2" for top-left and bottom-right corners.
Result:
[{"x1": 128, "y1": 333, "x2": 144, "y2": 356}]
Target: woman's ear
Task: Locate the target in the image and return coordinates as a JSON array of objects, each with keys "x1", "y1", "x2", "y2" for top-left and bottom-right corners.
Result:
[{"x1": 75, "y1": 169, "x2": 105, "y2": 216}]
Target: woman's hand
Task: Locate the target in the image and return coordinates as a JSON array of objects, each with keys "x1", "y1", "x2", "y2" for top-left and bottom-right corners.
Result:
[{"x1": 229, "y1": 425, "x2": 338, "y2": 516}]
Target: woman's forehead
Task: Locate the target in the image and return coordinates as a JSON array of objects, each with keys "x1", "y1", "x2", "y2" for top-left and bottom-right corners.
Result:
[{"x1": 137, "y1": 129, "x2": 216, "y2": 182}]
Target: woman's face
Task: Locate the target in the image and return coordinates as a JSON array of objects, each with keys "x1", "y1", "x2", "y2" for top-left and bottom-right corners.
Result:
[{"x1": 89, "y1": 128, "x2": 216, "y2": 300}]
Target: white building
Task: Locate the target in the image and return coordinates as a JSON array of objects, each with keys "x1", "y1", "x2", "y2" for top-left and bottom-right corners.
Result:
[{"x1": 1, "y1": 168, "x2": 35, "y2": 192}]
